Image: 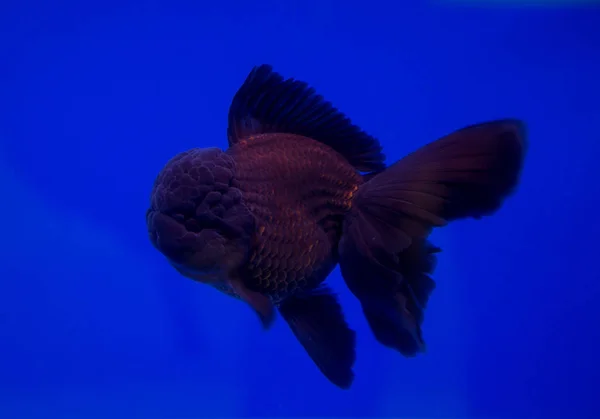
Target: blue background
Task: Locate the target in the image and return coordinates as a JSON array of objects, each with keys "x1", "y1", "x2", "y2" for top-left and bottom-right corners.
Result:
[{"x1": 1, "y1": 1, "x2": 599, "y2": 418}]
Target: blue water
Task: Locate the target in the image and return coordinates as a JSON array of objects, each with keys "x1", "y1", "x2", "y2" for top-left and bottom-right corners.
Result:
[{"x1": 1, "y1": 2, "x2": 599, "y2": 418}]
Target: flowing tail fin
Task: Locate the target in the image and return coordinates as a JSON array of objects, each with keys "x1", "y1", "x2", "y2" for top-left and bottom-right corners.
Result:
[{"x1": 338, "y1": 119, "x2": 527, "y2": 355}]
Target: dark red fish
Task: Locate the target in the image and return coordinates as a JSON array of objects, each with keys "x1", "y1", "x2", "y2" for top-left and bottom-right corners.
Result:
[{"x1": 146, "y1": 65, "x2": 527, "y2": 389}]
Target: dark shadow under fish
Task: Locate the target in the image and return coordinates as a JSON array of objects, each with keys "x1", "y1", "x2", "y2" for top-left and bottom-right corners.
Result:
[{"x1": 146, "y1": 64, "x2": 527, "y2": 389}]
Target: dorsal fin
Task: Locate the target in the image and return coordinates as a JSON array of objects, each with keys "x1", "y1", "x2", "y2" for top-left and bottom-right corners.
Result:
[{"x1": 227, "y1": 64, "x2": 386, "y2": 172}]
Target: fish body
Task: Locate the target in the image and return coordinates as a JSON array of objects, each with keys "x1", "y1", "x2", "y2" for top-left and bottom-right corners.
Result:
[
  {"x1": 229, "y1": 133, "x2": 361, "y2": 302},
  {"x1": 146, "y1": 65, "x2": 527, "y2": 388}
]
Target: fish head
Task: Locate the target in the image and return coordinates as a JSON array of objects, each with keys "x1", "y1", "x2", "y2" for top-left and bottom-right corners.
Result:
[{"x1": 146, "y1": 147, "x2": 255, "y2": 284}]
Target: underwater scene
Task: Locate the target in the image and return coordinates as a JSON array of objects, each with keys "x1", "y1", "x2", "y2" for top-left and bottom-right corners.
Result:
[{"x1": 1, "y1": 1, "x2": 599, "y2": 418}]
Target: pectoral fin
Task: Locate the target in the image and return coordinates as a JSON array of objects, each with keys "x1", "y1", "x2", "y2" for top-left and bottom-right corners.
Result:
[{"x1": 228, "y1": 279, "x2": 275, "y2": 329}]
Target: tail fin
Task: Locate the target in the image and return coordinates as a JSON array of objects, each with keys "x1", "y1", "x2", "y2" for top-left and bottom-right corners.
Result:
[{"x1": 338, "y1": 119, "x2": 527, "y2": 355}]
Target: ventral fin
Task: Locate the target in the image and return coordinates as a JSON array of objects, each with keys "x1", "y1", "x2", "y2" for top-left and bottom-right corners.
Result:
[
  {"x1": 227, "y1": 64, "x2": 386, "y2": 172},
  {"x1": 278, "y1": 285, "x2": 356, "y2": 389}
]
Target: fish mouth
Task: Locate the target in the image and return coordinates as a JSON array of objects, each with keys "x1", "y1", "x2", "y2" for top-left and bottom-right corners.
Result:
[
  {"x1": 146, "y1": 208, "x2": 233, "y2": 278},
  {"x1": 147, "y1": 209, "x2": 235, "y2": 286},
  {"x1": 146, "y1": 209, "x2": 197, "y2": 263},
  {"x1": 170, "y1": 259, "x2": 224, "y2": 284}
]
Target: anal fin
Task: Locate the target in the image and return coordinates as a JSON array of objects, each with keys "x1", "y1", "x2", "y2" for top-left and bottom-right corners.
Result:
[
  {"x1": 362, "y1": 291, "x2": 426, "y2": 357},
  {"x1": 278, "y1": 286, "x2": 356, "y2": 389},
  {"x1": 339, "y1": 237, "x2": 437, "y2": 357}
]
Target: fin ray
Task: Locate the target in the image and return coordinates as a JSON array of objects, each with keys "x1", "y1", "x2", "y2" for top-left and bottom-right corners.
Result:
[
  {"x1": 278, "y1": 286, "x2": 356, "y2": 389},
  {"x1": 227, "y1": 64, "x2": 386, "y2": 172},
  {"x1": 228, "y1": 279, "x2": 275, "y2": 329},
  {"x1": 339, "y1": 119, "x2": 527, "y2": 355}
]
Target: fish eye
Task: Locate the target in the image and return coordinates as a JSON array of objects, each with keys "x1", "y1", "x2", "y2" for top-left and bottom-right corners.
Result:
[{"x1": 171, "y1": 213, "x2": 185, "y2": 223}]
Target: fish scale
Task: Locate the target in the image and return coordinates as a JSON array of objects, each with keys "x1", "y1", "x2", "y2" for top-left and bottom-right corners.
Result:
[{"x1": 230, "y1": 133, "x2": 361, "y2": 302}]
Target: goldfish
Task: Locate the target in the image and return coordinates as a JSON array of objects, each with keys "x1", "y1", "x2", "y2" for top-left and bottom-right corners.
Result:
[{"x1": 146, "y1": 64, "x2": 527, "y2": 389}]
